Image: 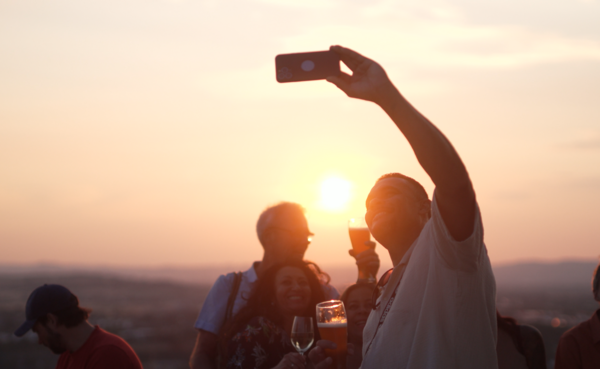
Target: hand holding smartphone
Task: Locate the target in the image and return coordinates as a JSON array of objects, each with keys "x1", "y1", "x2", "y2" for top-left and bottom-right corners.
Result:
[{"x1": 275, "y1": 50, "x2": 340, "y2": 83}]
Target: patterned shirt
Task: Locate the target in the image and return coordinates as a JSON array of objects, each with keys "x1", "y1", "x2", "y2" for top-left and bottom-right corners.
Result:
[{"x1": 226, "y1": 316, "x2": 295, "y2": 369}]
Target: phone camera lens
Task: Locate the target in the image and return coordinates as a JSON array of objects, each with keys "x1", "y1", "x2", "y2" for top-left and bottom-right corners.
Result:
[{"x1": 301, "y1": 60, "x2": 315, "y2": 72}]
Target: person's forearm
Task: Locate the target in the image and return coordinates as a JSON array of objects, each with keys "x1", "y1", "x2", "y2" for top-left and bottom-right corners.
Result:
[
  {"x1": 190, "y1": 331, "x2": 218, "y2": 369},
  {"x1": 190, "y1": 352, "x2": 216, "y2": 369},
  {"x1": 377, "y1": 85, "x2": 473, "y2": 195}
]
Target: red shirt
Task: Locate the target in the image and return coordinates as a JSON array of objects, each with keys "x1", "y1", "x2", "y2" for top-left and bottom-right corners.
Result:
[
  {"x1": 56, "y1": 326, "x2": 143, "y2": 369},
  {"x1": 555, "y1": 309, "x2": 600, "y2": 369}
]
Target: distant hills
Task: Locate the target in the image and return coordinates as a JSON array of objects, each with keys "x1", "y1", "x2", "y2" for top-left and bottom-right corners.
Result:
[
  {"x1": 1, "y1": 260, "x2": 598, "y2": 290},
  {"x1": 494, "y1": 260, "x2": 598, "y2": 289}
]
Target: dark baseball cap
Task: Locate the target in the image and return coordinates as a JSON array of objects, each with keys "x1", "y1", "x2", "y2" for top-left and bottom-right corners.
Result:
[{"x1": 14, "y1": 284, "x2": 79, "y2": 337}]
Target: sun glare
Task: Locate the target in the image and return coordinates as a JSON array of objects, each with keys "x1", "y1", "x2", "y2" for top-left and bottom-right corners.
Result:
[{"x1": 320, "y1": 176, "x2": 351, "y2": 211}]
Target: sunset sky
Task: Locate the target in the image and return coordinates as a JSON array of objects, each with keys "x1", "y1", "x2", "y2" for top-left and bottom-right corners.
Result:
[{"x1": 1, "y1": 0, "x2": 599, "y2": 269}]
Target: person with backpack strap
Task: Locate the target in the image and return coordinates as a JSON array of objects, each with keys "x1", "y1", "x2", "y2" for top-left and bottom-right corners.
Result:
[{"x1": 190, "y1": 201, "x2": 379, "y2": 369}]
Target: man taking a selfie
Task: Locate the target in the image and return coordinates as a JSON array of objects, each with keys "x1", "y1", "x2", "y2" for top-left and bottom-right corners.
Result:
[{"x1": 309, "y1": 46, "x2": 497, "y2": 369}]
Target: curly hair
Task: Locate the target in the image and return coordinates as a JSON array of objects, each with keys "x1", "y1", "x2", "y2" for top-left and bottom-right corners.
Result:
[{"x1": 220, "y1": 260, "x2": 328, "y2": 351}]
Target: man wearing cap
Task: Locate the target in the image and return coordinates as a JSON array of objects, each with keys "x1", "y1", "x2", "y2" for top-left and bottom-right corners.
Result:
[
  {"x1": 15, "y1": 284, "x2": 143, "y2": 369},
  {"x1": 554, "y1": 262, "x2": 600, "y2": 369}
]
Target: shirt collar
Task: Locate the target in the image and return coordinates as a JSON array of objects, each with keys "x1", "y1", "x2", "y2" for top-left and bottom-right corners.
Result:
[
  {"x1": 591, "y1": 309, "x2": 600, "y2": 344},
  {"x1": 246, "y1": 261, "x2": 260, "y2": 283}
]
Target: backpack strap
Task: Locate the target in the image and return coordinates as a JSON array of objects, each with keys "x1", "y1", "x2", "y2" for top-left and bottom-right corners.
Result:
[
  {"x1": 217, "y1": 271, "x2": 243, "y2": 369},
  {"x1": 224, "y1": 272, "x2": 243, "y2": 323}
]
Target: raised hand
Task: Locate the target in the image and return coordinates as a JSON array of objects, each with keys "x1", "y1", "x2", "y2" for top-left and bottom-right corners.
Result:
[
  {"x1": 349, "y1": 242, "x2": 380, "y2": 281},
  {"x1": 307, "y1": 340, "x2": 336, "y2": 369},
  {"x1": 326, "y1": 45, "x2": 396, "y2": 106}
]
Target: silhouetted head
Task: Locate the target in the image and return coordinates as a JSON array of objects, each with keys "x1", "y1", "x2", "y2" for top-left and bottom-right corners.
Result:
[
  {"x1": 256, "y1": 202, "x2": 313, "y2": 263},
  {"x1": 15, "y1": 284, "x2": 91, "y2": 354},
  {"x1": 341, "y1": 282, "x2": 375, "y2": 345},
  {"x1": 592, "y1": 262, "x2": 600, "y2": 302},
  {"x1": 365, "y1": 173, "x2": 431, "y2": 248}
]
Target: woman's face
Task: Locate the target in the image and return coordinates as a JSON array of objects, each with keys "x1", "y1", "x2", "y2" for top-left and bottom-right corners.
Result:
[
  {"x1": 345, "y1": 286, "x2": 372, "y2": 344},
  {"x1": 274, "y1": 266, "x2": 312, "y2": 317}
]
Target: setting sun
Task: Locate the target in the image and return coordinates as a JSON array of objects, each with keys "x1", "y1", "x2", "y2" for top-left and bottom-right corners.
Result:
[{"x1": 320, "y1": 176, "x2": 351, "y2": 211}]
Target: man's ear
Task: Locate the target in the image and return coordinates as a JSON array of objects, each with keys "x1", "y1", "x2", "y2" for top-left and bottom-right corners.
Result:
[
  {"x1": 46, "y1": 313, "x2": 60, "y2": 330},
  {"x1": 262, "y1": 229, "x2": 276, "y2": 246}
]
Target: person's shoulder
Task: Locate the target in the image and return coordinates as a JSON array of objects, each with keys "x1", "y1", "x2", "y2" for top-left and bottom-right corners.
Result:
[
  {"x1": 88, "y1": 328, "x2": 141, "y2": 367},
  {"x1": 216, "y1": 271, "x2": 240, "y2": 284},
  {"x1": 89, "y1": 345, "x2": 142, "y2": 369},
  {"x1": 425, "y1": 190, "x2": 485, "y2": 272},
  {"x1": 210, "y1": 268, "x2": 249, "y2": 290},
  {"x1": 519, "y1": 324, "x2": 543, "y2": 338},
  {"x1": 321, "y1": 283, "x2": 340, "y2": 299},
  {"x1": 55, "y1": 351, "x2": 71, "y2": 368},
  {"x1": 92, "y1": 343, "x2": 134, "y2": 357},
  {"x1": 518, "y1": 324, "x2": 544, "y2": 347},
  {"x1": 560, "y1": 318, "x2": 592, "y2": 341},
  {"x1": 94, "y1": 328, "x2": 136, "y2": 351}
]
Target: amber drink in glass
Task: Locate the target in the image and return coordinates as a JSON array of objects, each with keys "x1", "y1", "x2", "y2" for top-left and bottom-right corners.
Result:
[{"x1": 316, "y1": 300, "x2": 347, "y2": 369}]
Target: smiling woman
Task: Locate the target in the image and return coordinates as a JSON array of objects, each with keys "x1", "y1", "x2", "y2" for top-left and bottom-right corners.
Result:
[
  {"x1": 320, "y1": 176, "x2": 351, "y2": 211},
  {"x1": 219, "y1": 261, "x2": 329, "y2": 369}
]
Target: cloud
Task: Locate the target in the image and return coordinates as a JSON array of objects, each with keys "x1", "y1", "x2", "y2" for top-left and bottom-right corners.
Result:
[
  {"x1": 250, "y1": 0, "x2": 337, "y2": 9},
  {"x1": 281, "y1": 22, "x2": 600, "y2": 71},
  {"x1": 491, "y1": 190, "x2": 532, "y2": 201},
  {"x1": 558, "y1": 133, "x2": 600, "y2": 150},
  {"x1": 564, "y1": 177, "x2": 600, "y2": 189}
]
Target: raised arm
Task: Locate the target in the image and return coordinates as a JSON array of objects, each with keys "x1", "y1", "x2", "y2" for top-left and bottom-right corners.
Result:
[{"x1": 327, "y1": 45, "x2": 476, "y2": 241}]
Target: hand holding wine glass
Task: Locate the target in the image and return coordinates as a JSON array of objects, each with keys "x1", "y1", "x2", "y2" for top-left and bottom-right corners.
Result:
[{"x1": 291, "y1": 316, "x2": 314, "y2": 355}]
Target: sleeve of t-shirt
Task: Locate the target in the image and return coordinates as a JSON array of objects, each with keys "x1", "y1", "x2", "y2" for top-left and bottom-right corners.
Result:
[
  {"x1": 86, "y1": 345, "x2": 142, "y2": 369},
  {"x1": 554, "y1": 333, "x2": 582, "y2": 369},
  {"x1": 194, "y1": 273, "x2": 235, "y2": 334},
  {"x1": 430, "y1": 190, "x2": 485, "y2": 272},
  {"x1": 322, "y1": 283, "x2": 340, "y2": 300}
]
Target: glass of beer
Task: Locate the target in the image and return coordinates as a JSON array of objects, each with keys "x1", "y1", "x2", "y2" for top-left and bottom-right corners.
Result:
[
  {"x1": 316, "y1": 300, "x2": 347, "y2": 369},
  {"x1": 291, "y1": 316, "x2": 314, "y2": 355},
  {"x1": 348, "y1": 217, "x2": 376, "y2": 282}
]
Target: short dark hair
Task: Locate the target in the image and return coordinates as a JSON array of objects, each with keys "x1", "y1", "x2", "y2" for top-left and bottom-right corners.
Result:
[
  {"x1": 592, "y1": 262, "x2": 600, "y2": 299},
  {"x1": 340, "y1": 282, "x2": 376, "y2": 306},
  {"x1": 377, "y1": 173, "x2": 429, "y2": 201},
  {"x1": 256, "y1": 202, "x2": 306, "y2": 247},
  {"x1": 37, "y1": 294, "x2": 92, "y2": 328}
]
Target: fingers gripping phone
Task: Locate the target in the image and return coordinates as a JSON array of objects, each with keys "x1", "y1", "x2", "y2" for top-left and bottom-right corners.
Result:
[{"x1": 275, "y1": 50, "x2": 340, "y2": 83}]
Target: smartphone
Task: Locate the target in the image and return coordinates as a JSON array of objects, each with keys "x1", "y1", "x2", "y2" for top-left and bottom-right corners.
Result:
[{"x1": 275, "y1": 50, "x2": 340, "y2": 83}]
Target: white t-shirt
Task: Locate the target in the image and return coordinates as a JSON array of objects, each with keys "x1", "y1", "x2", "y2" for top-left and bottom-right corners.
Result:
[
  {"x1": 194, "y1": 262, "x2": 340, "y2": 334},
  {"x1": 361, "y1": 192, "x2": 497, "y2": 369}
]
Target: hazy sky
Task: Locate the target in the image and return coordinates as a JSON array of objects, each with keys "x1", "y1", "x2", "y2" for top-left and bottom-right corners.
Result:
[{"x1": 1, "y1": 0, "x2": 599, "y2": 269}]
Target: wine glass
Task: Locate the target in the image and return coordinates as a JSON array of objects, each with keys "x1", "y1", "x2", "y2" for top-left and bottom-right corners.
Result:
[{"x1": 291, "y1": 316, "x2": 314, "y2": 356}]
